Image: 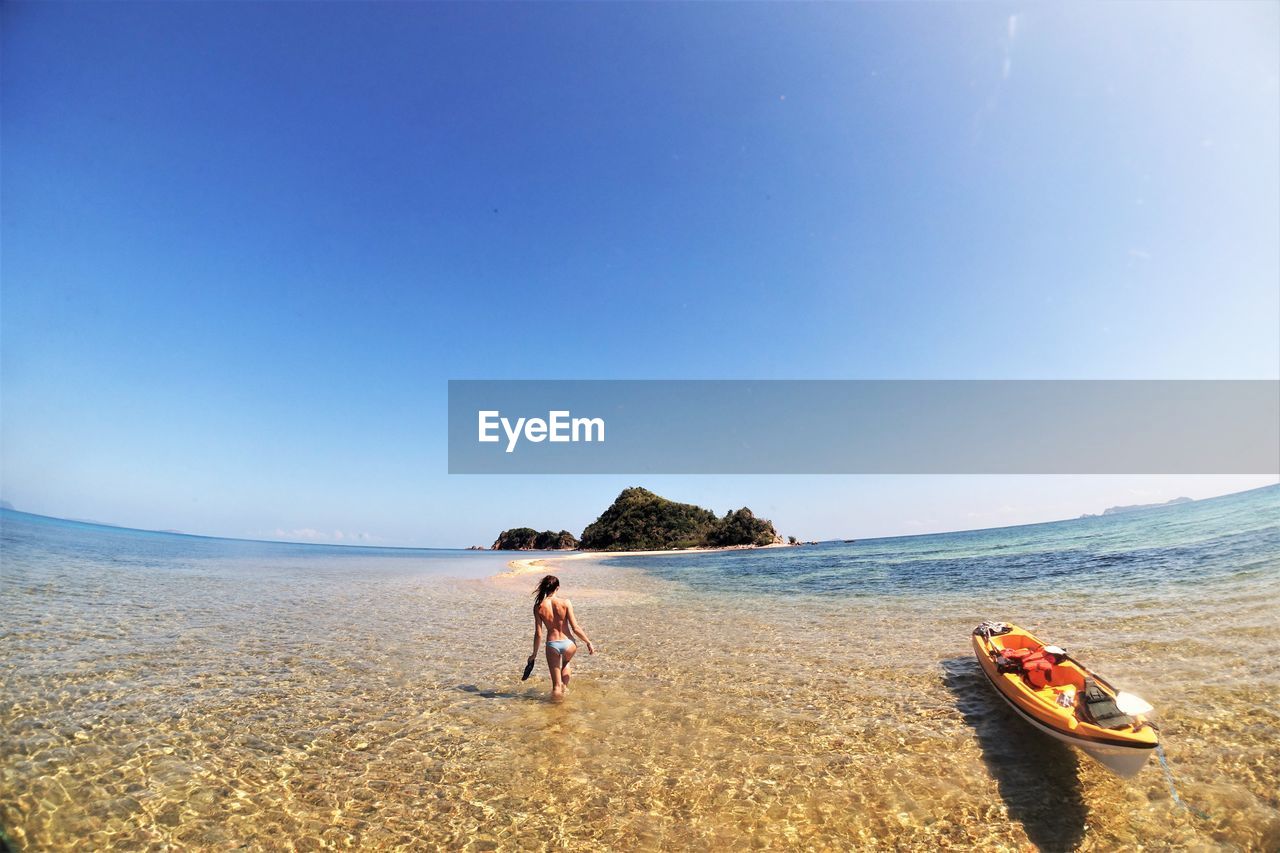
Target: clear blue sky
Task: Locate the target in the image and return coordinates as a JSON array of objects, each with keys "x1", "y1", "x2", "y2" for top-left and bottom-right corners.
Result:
[{"x1": 3, "y1": 2, "x2": 1277, "y2": 546}]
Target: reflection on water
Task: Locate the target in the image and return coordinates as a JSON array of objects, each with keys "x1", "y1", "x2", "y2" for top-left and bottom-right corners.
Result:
[{"x1": 2, "y1": 488, "x2": 1279, "y2": 850}]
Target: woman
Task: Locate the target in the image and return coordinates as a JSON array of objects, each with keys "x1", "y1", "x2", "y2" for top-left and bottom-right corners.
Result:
[{"x1": 528, "y1": 575, "x2": 596, "y2": 699}]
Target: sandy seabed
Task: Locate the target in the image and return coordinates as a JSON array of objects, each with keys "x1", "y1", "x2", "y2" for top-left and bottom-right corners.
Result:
[{"x1": 3, "y1": 545, "x2": 1278, "y2": 850}]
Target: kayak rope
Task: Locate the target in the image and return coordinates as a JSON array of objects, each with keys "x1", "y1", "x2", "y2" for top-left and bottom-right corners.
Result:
[{"x1": 1152, "y1": 733, "x2": 1211, "y2": 820}]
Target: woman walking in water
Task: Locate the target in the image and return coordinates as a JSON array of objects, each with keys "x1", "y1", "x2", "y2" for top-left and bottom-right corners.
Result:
[{"x1": 529, "y1": 575, "x2": 596, "y2": 699}]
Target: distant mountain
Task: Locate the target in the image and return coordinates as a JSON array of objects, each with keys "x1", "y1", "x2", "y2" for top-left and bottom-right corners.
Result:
[
  {"x1": 1080, "y1": 496, "x2": 1193, "y2": 519},
  {"x1": 0, "y1": 500, "x2": 12, "y2": 511},
  {"x1": 579, "y1": 487, "x2": 782, "y2": 551}
]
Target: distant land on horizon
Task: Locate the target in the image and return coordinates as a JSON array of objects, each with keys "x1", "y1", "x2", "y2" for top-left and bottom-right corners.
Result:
[{"x1": 1079, "y1": 496, "x2": 1193, "y2": 519}]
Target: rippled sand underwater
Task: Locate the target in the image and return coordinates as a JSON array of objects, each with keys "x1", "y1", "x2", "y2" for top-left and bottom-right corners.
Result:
[{"x1": 3, "y1": 515, "x2": 1280, "y2": 850}]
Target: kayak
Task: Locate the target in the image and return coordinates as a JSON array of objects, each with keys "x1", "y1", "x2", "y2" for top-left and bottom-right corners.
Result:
[{"x1": 971, "y1": 621, "x2": 1158, "y2": 778}]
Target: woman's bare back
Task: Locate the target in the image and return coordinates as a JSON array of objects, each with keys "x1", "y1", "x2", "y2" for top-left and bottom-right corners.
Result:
[{"x1": 536, "y1": 597, "x2": 573, "y2": 640}]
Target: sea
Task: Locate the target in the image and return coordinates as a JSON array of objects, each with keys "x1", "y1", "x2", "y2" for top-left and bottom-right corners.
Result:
[{"x1": 2, "y1": 484, "x2": 1277, "y2": 851}]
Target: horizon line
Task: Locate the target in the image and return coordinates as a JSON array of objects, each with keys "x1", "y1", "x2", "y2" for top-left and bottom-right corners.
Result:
[{"x1": 3, "y1": 482, "x2": 1275, "y2": 553}]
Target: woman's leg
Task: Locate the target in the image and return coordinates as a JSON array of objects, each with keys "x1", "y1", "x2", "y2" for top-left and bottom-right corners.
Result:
[
  {"x1": 545, "y1": 646, "x2": 564, "y2": 698},
  {"x1": 560, "y1": 643, "x2": 577, "y2": 687}
]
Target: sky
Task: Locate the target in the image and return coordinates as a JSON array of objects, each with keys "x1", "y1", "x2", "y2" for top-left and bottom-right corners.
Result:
[{"x1": 2, "y1": 2, "x2": 1277, "y2": 547}]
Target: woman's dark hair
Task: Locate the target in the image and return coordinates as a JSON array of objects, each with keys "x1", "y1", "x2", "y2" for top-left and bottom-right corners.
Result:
[{"x1": 534, "y1": 575, "x2": 560, "y2": 608}]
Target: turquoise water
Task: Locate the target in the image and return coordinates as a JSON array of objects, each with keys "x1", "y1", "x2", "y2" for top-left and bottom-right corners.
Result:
[
  {"x1": 0, "y1": 511, "x2": 513, "y2": 580},
  {"x1": 2, "y1": 486, "x2": 1278, "y2": 850},
  {"x1": 612, "y1": 484, "x2": 1280, "y2": 600},
  {"x1": 6, "y1": 484, "x2": 1275, "y2": 599}
]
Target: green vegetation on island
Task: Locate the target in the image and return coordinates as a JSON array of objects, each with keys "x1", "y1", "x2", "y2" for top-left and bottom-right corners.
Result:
[
  {"x1": 488, "y1": 488, "x2": 785, "y2": 552},
  {"x1": 491, "y1": 528, "x2": 579, "y2": 551},
  {"x1": 579, "y1": 487, "x2": 782, "y2": 551}
]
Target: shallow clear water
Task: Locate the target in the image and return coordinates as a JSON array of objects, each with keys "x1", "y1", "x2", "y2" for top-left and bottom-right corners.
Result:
[{"x1": 2, "y1": 487, "x2": 1278, "y2": 850}]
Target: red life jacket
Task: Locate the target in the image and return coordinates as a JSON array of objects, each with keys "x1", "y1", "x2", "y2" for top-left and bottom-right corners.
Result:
[
  {"x1": 1024, "y1": 656, "x2": 1053, "y2": 688},
  {"x1": 998, "y1": 646, "x2": 1055, "y2": 688}
]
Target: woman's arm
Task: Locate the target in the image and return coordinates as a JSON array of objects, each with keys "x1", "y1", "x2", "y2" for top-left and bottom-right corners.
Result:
[
  {"x1": 566, "y1": 600, "x2": 596, "y2": 654},
  {"x1": 530, "y1": 612, "x2": 543, "y2": 660}
]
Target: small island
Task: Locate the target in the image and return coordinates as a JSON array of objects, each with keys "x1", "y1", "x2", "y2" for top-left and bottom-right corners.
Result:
[
  {"x1": 490, "y1": 528, "x2": 579, "y2": 551},
  {"x1": 491, "y1": 487, "x2": 785, "y2": 552},
  {"x1": 581, "y1": 487, "x2": 782, "y2": 551}
]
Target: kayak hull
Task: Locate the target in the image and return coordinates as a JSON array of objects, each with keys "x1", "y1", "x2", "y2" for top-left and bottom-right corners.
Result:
[{"x1": 972, "y1": 623, "x2": 1157, "y2": 779}]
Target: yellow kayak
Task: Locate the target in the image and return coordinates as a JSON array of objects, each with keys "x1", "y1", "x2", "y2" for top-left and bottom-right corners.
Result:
[{"x1": 971, "y1": 621, "x2": 1158, "y2": 778}]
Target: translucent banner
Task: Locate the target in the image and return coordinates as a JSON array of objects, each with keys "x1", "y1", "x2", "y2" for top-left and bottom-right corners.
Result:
[{"x1": 447, "y1": 380, "x2": 1279, "y2": 474}]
